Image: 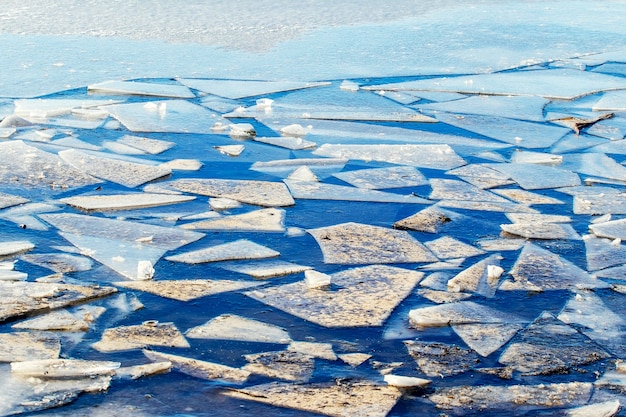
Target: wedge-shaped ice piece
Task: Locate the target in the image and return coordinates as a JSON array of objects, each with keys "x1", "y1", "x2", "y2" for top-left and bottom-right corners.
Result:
[
  {"x1": 0, "y1": 281, "x2": 116, "y2": 323},
  {"x1": 215, "y1": 144, "x2": 244, "y2": 156},
  {"x1": 167, "y1": 178, "x2": 295, "y2": 207},
  {"x1": 20, "y1": 253, "x2": 93, "y2": 273},
  {"x1": 436, "y1": 199, "x2": 538, "y2": 213},
  {"x1": 92, "y1": 321, "x2": 190, "y2": 352},
  {"x1": 166, "y1": 239, "x2": 279, "y2": 264},
  {"x1": 177, "y1": 79, "x2": 329, "y2": 99},
  {"x1": 0, "y1": 241, "x2": 34, "y2": 257},
  {"x1": 313, "y1": 144, "x2": 466, "y2": 170},
  {"x1": 308, "y1": 223, "x2": 437, "y2": 264},
  {"x1": 446, "y1": 164, "x2": 514, "y2": 189},
  {"x1": 14, "y1": 98, "x2": 121, "y2": 118},
  {"x1": 186, "y1": 314, "x2": 291, "y2": 344},
  {"x1": 0, "y1": 141, "x2": 101, "y2": 196},
  {"x1": 425, "y1": 236, "x2": 485, "y2": 260},
  {"x1": 452, "y1": 322, "x2": 524, "y2": 357},
  {"x1": 0, "y1": 202, "x2": 61, "y2": 230},
  {"x1": 251, "y1": 158, "x2": 347, "y2": 178},
  {"x1": 103, "y1": 140, "x2": 148, "y2": 155},
  {"x1": 116, "y1": 135, "x2": 175, "y2": 154},
  {"x1": 500, "y1": 222, "x2": 581, "y2": 240},
  {"x1": 565, "y1": 400, "x2": 621, "y2": 417},
  {"x1": 589, "y1": 217, "x2": 626, "y2": 240},
  {"x1": 0, "y1": 192, "x2": 29, "y2": 210},
  {"x1": 159, "y1": 158, "x2": 203, "y2": 171},
  {"x1": 584, "y1": 235, "x2": 626, "y2": 271},
  {"x1": 0, "y1": 270, "x2": 27, "y2": 281},
  {"x1": 287, "y1": 166, "x2": 319, "y2": 182},
  {"x1": 492, "y1": 188, "x2": 565, "y2": 205},
  {"x1": 509, "y1": 243, "x2": 609, "y2": 290},
  {"x1": 224, "y1": 380, "x2": 401, "y2": 417},
  {"x1": 221, "y1": 260, "x2": 311, "y2": 279},
  {"x1": 284, "y1": 180, "x2": 430, "y2": 204},
  {"x1": 557, "y1": 185, "x2": 626, "y2": 215},
  {"x1": 40, "y1": 213, "x2": 204, "y2": 250},
  {"x1": 394, "y1": 206, "x2": 460, "y2": 233},
  {"x1": 12, "y1": 306, "x2": 105, "y2": 332},
  {"x1": 418, "y1": 94, "x2": 549, "y2": 122},
  {"x1": 383, "y1": 374, "x2": 431, "y2": 388},
  {"x1": 59, "y1": 192, "x2": 195, "y2": 211},
  {"x1": 405, "y1": 340, "x2": 481, "y2": 377},
  {"x1": 304, "y1": 269, "x2": 331, "y2": 288},
  {"x1": 0, "y1": 332, "x2": 60, "y2": 362},
  {"x1": 333, "y1": 166, "x2": 428, "y2": 190},
  {"x1": 366, "y1": 69, "x2": 625, "y2": 100},
  {"x1": 505, "y1": 213, "x2": 571, "y2": 224},
  {"x1": 558, "y1": 291, "x2": 626, "y2": 357},
  {"x1": 560, "y1": 153, "x2": 626, "y2": 182},
  {"x1": 338, "y1": 353, "x2": 372, "y2": 367},
  {"x1": 430, "y1": 382, "x2": 593, "y2": 411},
  {"x1": 287, "y1": 341, "x2": 337, "y2": 361},
  {"x1": 246, "y1": 265, "x2": 423, "y2": 327},
  {"x1": 487, "y1": 162, "x2": 581, "y2": 190},
  {"x1": 510, "y1": 149, "x2": 563, "y2": 165},
  {"x1": 243, "y1": 351, "x2": 315, "y2": 382},
  {"x1": 447, "y1": 254, "x2": 504, "y2": 297},
  {"x1": 115, "y1": 361, "x2": 172, "y2": 380},
  {"x1": 103, "y1": 100, "x2": 220, "y2": 133},
  {"x1": 408, "y1": 300, "x2": 521, "y2": 328},
  {"x1": 88, "y1": 80, "x2": 194, "y2": 98},
  {"x1": 11, "y1": 359, "x2": 120, "y2": 377},
  {"x1": 59, "y1": 149, "x2": 171, "y2": 188},
  {"x1": 429, "y1": 178, "x2": 510, "y2": 203},
  {"x1": 181, "y1": 208, "x2": 285, "y2": 232},
  {"x1": 593, "y1": 90, "x2": 626, "y2": 111},
  {"x1": 417, "y1": 289, "x2": 472, "y2": 304},
  {"x1": 499, "y1": 312, "x2": 610, "y2": 375},
  {"x1": 143, "y1": 350, "x2": 250, "y2": 384},
  {"x1": 254, "y1": 136, "x2": 316, "y2": 150},
  {"x1": 115, "y1": 279, "x2": 263, "y2": 302}
]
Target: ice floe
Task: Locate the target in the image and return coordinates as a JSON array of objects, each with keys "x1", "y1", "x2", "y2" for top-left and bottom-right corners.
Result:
[
  {"x1": 115, "y1": 279, "x2": 263, "y2": 302},
  {"x1": 92, "y1": 321, "x2": 190, "y2": 352},
  {"x1": 180, "y1": 208, "x2": 285, "y2": 232},
  {"x1": 88, "y1": 80, "x2": 195, "y2": 98},
  {"x1": 220, "y1": 259, "x2": 311, "y2": 279},
  {"x1": 59, "y1": 192, "x2": 195, "y2": 211},
  {"x1": 165, "y1": 239, "x2": 279, "y2": 264},
  {"x1": 186, "y1": 314, "x2": 291, "y2": 344}
]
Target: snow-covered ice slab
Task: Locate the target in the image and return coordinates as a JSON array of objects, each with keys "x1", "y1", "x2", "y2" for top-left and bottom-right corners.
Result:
[
  {"x1": 223, "y1": 380, "x2": 401, "y2": 417},
  {"x1": 0, "y1": 281, "x2": 116, "y2": 323},
  {"x1": 186, "y1": 314, "x2": 291, "y2": 344},
  {"x1": 167, "y1": 178, "x2": 295, "y2": 207},
  {"x1": 144, "y1": 350, "x2": 250, "y2": 384},
  {"x1": 589, "y1": 218, "x2": 626, "y2": 241},
  {"x1": 11, "y1": 359, "x2": 120, "y2": 378},
  {"x1": 499, "y1": 312, "x2": 610, "y2": 375},
  {"x1": 313, "y1": 144, "x2": 466, "y2": 170},
  {"x1": 435, "y1": 113, "x2": 569, "y2": 149},
  {"x1": 116, "y1": 135, "x2": 176, "y2": 154},
  {"x1": 308, "y1": 222, "x2": 436, "y2": 264},
  {"x1": 0, "y1": 241, "x2": 34, "y2": 257},
  {"x1": 0, "y1": 192, "x2": 29, "y2": 210},
  {"x1": 246, "y1": 265, "x2": 423, "y2": 328},
  {"x1": 181, "y1": 208, "x2": 285, "y2": 232},
  {"x1": 12, "y1": 306, "x2": 105, "y2": 332},
  {"x1": 507, "y1": 243, "x2": 609, "y2": 291},
  {"x1": 284, "y1": 180, "x2": 430, "y2": 204},
  {"x1": 102, "y1": 100, "x2": 221, "y2": 133},
  {"x1": 88, "y1": 80, "x2": 195, "y2": 98},
  {"x1": 59, "y1": 192, "x2": 195, "y2": 211},
  {"x1": 177, "y1": 79, "x2": 330, "y2": 99},
  {"x1": 404, "y1": 340, "x2": 480, "y2": 377},
  {"x1": 59, "y1": 149, "x2": 171, "y2": 188},
  {"x1": 115, "y1": 279, "x2": 263, "y2": 302},
  {"x1": 592, "y1": 90, "x2": 626, "y2": 111},
  {"x1": 13, "y1": 98, "x2": 122, "y2": 118},
  {"x1": 486, "y1": 163, "x2": 581, "y2": 190},
  {"x1": 92, "y1": 321, "x2": 190, "y2": 352},
  {"x1": 165, "y1": 239, "x2": 279, "y2": 264},
  {"x1": 500, "y1": 222, "x2": 581, "y2": 240},
  {"x1": 365, "y1": 69, "x2": 626, "y2": 100},
  {"x1": 0, "y1": 332, "x2": 60, "y2": 361},
  {"x1": 221, "y1": 260, "x2": 311, "y2": 279},
  {"x1": 417, "y1": 94, "x2": 549, "y2": 122},
  {"x1": 333, "y1": 166, "x2": 428, "y2": 189},
  {"x1": 0, "y1": 141, "x2": 101, "y2": 196}
]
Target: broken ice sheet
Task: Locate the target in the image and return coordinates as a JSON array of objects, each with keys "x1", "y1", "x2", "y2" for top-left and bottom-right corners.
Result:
[
  {"x1": 486, "y1": 162, "x2": 581, "y2": 190},
  {"x1": 429, "y1": 178, "x2": 511, "y2": 203},
  {"x1": 592, "y1": 90, "x2": 626, "y2": 111},
  {"x1": 59, "y1": 192, "x2": 195, "y2": 212},
  {"x1": 13, "y1": 98, "x2": 122, "y2": 118},
  {"x1": 0, "y1": 191, "x2": 29, "y2": 210},
  {"x1": 220, "y1": 259, "x2": 312, "y2": 279},
  {"x1": 288, "y1": 341, "x2": 337, "y2": 361},
  {"x1": 365, "y1": 68, "x2": 626, "y2": 100},
  {"x1": 115, "y1": 279, "x2": 263, "y2": 302},
  {"x1": 559, "y1": 153, "x2": 626, "y2": 182},
  {"x1": 332, "y1": 166, "x2": 428, "y2": 190},
  {"x1": 88, "y1": 80, "x2": 195, "y2": 98},
  {"x1": 92, "y1": 321, "x2": 190, "y2": 352},
  {"x1": 408, "y1": 300, "x2": 522, "y2": 328},
  {"x1": 313, "y1": 143, "x2": 467, "y2": 170},
  {"x1": 186, "y1": 314, "x2": 291, "y2": 344},
  {"x1": 0, "y1": 240, "x2": 34, "y2": 257},
  {"x1": 254, "y1": 135, "x2": 317, "y2": 150},
  {"x1": 453, "y1": 322, "x2": 525, "y2": 357},
  {"x1": 0, "y1": 202, "x2": 62, "y2": 230},
  {"x1": 0, "y1": 281, "x2": 116, "y2": 323},
  {"x1": 510, "y1": 149, "x2": 563, "y2": 165},
  {"x1": 143, "y1": 350, "x2": 250, "y2": 384},
  {"x1": 102, "y1": 100, "x2": 221, "y2": 133},
  {"x1": 116, "y1": 134, "x2": 175, "y2": 154},
  {"x1": 424, "y1": 236, "x2": 485, "y2": 260},
  {"x1": 20, "y1": 253, "x2": 93, "y2": 273},
  {"x1": 176, "y1": 79, "x2": 330, "y2": 99},
  {"x1": 246, "y1": 265, "x2": 423, "y2": 327},
  {"x1": 556, "y1": 185, "x2": 626, "y2": 215},
  {"x1": 0, "y1": 332, "x2": 60, "y2": 362},
  {"x1": 167, "y1": 178, "x2": 295, "y2": 207},
  {"x1": 429, "y1": 382, "x2": 593, "y2": 412},
  {"x1": 284, "y1": 179, "x2": 430, "y2": 204},
  {"x1": 394, "y1": 206, "x2": 461, "y2": 233},
  {"x1": 446, "y1": 254, "x2": 504, "y2": 298},
  {"x1": 12, "y1": 305, "x2": 106, "y2": 332},
  {"x1": 404, "y1": 340, "x2": 480, "y2": 377},
  {"x1": 498, "y1": 312, "x2": 610, "y2": 375},
  {"x1": 180, "y1": 208, "x2": 286, "y2": 232},
  {"x1": 446, "y1": 163, "x2": 514, "y2": 189},
  {"x1": 507, "y1": 243, "x2": 609, "y2": 291},
  {"x1": 243, "y1": 350, "x2": 315, "y2": 382},
  {"x1": 59, "y1": 149, "x2": 171, "y2": 188},
  {"x1": 491, "y1": 188, "x2": 566, "y2": 205},
  {"x1": 250, "y1": 158, "x2": 347, "y2": 179},
  {"x1": 584, "y1": 234, "x2": 626, "y2": 271},
  {"x1": 500, "y1": 222, "x2": 581, "y2": 240},
  {"x1": 11, "y1": 358, "x2": 120, "y2": 378},
  {"x1": 165, "y1": 239, "x2": 279, "y2": 264},
  {"x1": 308, "y1": 222, "x2": 437, "y2": 264},
  {"x1": 223, "y1": 380, "x2": 402, "y2": 417}
]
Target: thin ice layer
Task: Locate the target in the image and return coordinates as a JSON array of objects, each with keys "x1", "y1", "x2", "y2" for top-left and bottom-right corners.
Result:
[
  {"x1": 92, "y1": 321, "x2": 190, "y2": 352},
  {"x1": 486, "y1": 162, "x2": 581, "y2": 190},
  {"x1": 186, "y1": 314, "x2": 291, "y2": 344},
  {"x1": 284, "y1": 180, "x2": 430, "y2": 204},
  {"x1": 177, "y1": 79, "x2": 330, "y2": 99},
  {"x1": 59, "y1": 193, "x2": 196, "y2": 211},
  {"x1": 165, "y1": 239, "x2": 279, "y2": 264},
  {"x1": 115, "y1": 279, "x2": 263, "y2": 302},
  {"x1": 220, "y1": 260, "x2": 312, "y2": 279},
  {"x1": 180, "y1": 208, "x2": 285, "y2": 232},
  {"x1": 88, "y1": 80, "x2": 195, "y2": 98},
  {"x1": 333, "y1": 166, "x2": 428, "y2": 189}
]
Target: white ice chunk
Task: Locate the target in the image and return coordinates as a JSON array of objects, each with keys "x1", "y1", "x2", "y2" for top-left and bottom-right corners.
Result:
[
  {"x1": 215, "y1": 144, "x2": 245, "y2": 156},
  {"x1": 59, "y1": 192, "x2": 195, "y2": 211},
  {"x1": 500, "y1": 222, "x2": 581, "y2": 240},
  {"x1": 593, "y1": 90, "x2": 626, "y2": 111},
  {"x1": 383, "y1": 374, "x2": 431, "y2": 388},
  {"x1": 304, "y1": 270, "x2": 331, "y2": 289},
  {"x1": 89, "y1": 80, "x2": 194, "y2": 98},
  {"x1": 486, "y1": 162, "x2": 581, "y2": 190},
  {"x1": 284, "y1": 180, "x2": 430, "y2": 204},
  {"x1": 92, "y1": 321, "x2": 189, "y2": 352},
  {"x1": 159, "y1": 158, "x2": 203, "y2": 171},
  {"x1": 251, "y1": 158, "x2": 347, "y2": 179},
  {"x1": 181, "y1": 208, "x2": 285, "y2": 232},
  {"x1": 116, "y1": 135, "x2": 175, "y2": 154},
  {"x1": 333, "y1": 166, "x2": 428, "y2": 190},
  {"x1": 425, "y1": 236, "x2": 485, "y2": 260},
  {"x1": 11, "y1": 359, "x2": 120, "y2": 378},
  {"x1": 255, "y1": 135, "x2": 316, "y2": 150},
  {"x1": 177, "y1": 79, "x2": 330, "y2": 99},
  {"x1": 186, "y1": 314, "x2": 291, "y2": 344},
  {"x1": 228, "y1": 123, "x2": 256, "y2": 138},
  {"x1": 115, "y1": 279, "x2": 263, "y2": 302},
  {"x1": 14, "y1": 98, "x2": 121, "y2": 118},
  {"x1": 510, "y1": 150, "x2": 563, "y2": 165},
  {"x1": 0, "y1": 241, "x2": 34, "y2": 257},
  {"x1": 208, "y1": 197, "x2": 241, "y2": 210},
  {"x1": 408, "y1": 300, "x2": 523, "y2": 328},
  {"x1": 165, "y1": 239, "x2": 279, "y2": 264},
  {"x1": 221, "y1": 260, "x2": 311, "y2": 279}
]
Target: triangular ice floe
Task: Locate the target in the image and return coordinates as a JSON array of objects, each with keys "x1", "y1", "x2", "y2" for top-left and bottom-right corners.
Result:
[
  {"x1": 308, "y1": 222, "x2": 437, "y2": 264},
  {"x1": 447, "y1": 164, "x2": 514, "y2": 189},
  {"x1": 404, "y1": 340, "x2": 480, "y2": 377},
  {"x1": 446, "y1": 254, "x2": 504, "y2": 297},
  {"x1": 500, "y1": 222, "x2": 581, "y2": 240},
  {"x1": 165, "y1": 239, "x2": 279, "y2": 264},
  {"x1": 250, "y1": 158, "x2": 347, "y2": 179},
  {"x1": 254, "y1": 135, "x2": 316, "y2": 150},
  {"x1": 186, "y1": 314, "x2": 291, "y2": 344},
  {"x1": 284, "y1": 180, "x2": 430, "y2": 204},
  {"x1": 180, "y1": 208, "x2": 285, "y2": 232},
  {"x1": 20, "y1": 253, "x2": 93, "y2": 273},
  {"x1": 451, "y1": 323, "x2": 524, "y2": 357},
  {"x1": 117, "y1": 135, "x2": 175, "y2": 154},
  {"x1": 115, "y1": 279, "x2": 263, "y2": 302},
  {"x1": 176, "y1": 79, "x2": 330, "y2": 99},
  {"x1": 584, "y1": 234, "x2": 626, "y2": 271},
  {"x1": 92, "y1": 321, "x2": 190, "y2": 352},
  {"x1": 246, "y1": 265, "x2": 423, "y2": 327}
]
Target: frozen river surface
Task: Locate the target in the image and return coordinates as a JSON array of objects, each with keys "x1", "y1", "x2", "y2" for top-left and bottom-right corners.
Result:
[{"x1": 1, "y1": 1, "x2": 626, "y2": 416}]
